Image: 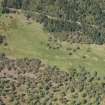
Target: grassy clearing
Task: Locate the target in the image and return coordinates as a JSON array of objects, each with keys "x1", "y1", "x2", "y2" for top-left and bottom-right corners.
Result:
[{"x1": 0, "y1": 13, "x2": 105, "y2": 76}]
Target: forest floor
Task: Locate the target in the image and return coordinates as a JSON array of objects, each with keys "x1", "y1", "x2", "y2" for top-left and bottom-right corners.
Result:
[{"x1": 0, "y1": 13, "x2": 105, "y2": 76}]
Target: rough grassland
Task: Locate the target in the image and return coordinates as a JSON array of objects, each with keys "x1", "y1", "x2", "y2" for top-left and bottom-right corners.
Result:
[{"x1": 0, "y1": 14, "x2": 105, "y2": 76}]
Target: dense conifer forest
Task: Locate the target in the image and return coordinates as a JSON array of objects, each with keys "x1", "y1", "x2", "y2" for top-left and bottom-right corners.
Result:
[{"x1": 1, "y1": 0, "x2": 105, "y2": 44}]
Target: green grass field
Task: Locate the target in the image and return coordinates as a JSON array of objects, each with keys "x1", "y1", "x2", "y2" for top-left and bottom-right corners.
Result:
[{"x1": 0, "y1": 13, "x2": 105, "y2": 76}]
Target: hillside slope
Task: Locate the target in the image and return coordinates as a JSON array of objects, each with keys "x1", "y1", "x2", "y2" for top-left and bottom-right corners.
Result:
[{"x1": 0, "y1": 56, "x2": 105, "y2": 105}]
